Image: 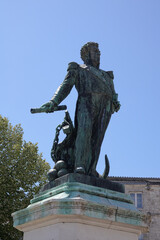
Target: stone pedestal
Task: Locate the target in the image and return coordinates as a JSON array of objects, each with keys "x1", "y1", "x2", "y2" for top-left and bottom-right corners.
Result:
[{"x1": 12, "y1": 174, "x2": 148, "y2": 240}]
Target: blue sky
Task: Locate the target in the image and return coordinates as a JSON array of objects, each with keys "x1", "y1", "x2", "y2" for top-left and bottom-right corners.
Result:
[{"x1": 1, "y1": 0, "x2": 160, "y2": 177}]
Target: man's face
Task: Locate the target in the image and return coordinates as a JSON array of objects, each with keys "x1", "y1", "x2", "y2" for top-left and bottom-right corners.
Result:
[{"x1": 89, "y1": 46, "x2": 100, "y2": 68}]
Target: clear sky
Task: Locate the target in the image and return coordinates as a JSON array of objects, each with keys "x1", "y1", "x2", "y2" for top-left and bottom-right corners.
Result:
[{"x1": 1, "y1": 0, "x2": 160, "y2": 177}]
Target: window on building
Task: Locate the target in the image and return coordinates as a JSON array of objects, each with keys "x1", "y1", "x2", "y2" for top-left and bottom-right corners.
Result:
[{"x1": 130, "y1": 192, "x2": 143, "y2": 209}]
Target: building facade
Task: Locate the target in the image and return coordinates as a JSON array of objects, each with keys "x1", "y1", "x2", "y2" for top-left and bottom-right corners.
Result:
[{"x1": 108, "y1": 177, "x2": 160, "y2": 240}]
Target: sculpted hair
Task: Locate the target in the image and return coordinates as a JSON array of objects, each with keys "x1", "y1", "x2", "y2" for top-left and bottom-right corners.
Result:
[{"x1": 80, "y1": 42, "x2": 100, "y2": 63}]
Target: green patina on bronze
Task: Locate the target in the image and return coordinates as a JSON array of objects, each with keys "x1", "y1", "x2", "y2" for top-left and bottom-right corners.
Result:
[
  {"x1": 31, "y1": 42, "x2": 120, "y2": 181},
  {"x1": 12, "y1": 182, "x2": 147, "y2": 229}
]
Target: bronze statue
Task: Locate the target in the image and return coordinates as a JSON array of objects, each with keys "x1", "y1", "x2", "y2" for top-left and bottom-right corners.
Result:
[{"x1": 31, "y1": 42, "x2": 120, "y2": 179}]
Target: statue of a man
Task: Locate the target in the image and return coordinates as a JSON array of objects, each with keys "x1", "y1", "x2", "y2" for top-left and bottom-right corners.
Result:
[{"x1": 42, "y1": 42, "x2": 120, "y2": 176}]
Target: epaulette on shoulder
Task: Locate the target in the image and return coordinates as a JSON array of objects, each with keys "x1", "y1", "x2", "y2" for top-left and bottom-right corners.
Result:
[
  {"x1": 106, "y1": 71, "x2": 114, "y2": 79},
  {"x1": 67, "y1": 62, "x2": 79, "y2": 71}
]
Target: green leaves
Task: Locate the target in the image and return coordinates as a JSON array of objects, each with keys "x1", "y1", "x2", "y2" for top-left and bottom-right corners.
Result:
[{"x1": 0, "y1": 115, "x2": 50, "y2": 240}]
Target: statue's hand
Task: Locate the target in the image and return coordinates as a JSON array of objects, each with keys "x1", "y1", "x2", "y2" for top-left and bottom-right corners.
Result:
[
  {"x1": 112, "y1": 101, "x2": 121, "y2": 113},
  {"x1": 113, "y1": 101, "x2": 121, "y2": 112},
  {"x1": 41, "y1": 101, "x2": 56, "y2": 113},
  {"x1": 112, "y1": 94, "x2": 120, "y2": 113}
]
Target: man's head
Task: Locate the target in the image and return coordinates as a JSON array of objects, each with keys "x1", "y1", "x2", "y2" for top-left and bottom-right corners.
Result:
[{"x1": 80, "y1": 42, "x2": 100, "y2": 69}]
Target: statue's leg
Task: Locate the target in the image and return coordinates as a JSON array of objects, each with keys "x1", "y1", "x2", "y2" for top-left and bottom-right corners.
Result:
[
  {"x1": 89, "y1": 105, "x2": 112, "y2": 174},
  {"x1": 74, "y1": 101, "x2": 93, "y2": 174}
]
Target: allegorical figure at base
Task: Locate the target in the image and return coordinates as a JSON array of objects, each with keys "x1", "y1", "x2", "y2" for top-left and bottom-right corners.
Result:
[{"x1": 32, "y1": 42, "x2": 120, "y2": 180}]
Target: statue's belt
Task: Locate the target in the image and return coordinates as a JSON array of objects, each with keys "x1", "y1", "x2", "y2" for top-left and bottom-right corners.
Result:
[{"x1": 78, "y1": 92, "x2": 112, "y2": 98}]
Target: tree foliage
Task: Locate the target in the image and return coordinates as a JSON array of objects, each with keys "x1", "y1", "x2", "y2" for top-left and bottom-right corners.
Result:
[{"x1": 0, "y1": 115, "x2": 50, "y2": 240}]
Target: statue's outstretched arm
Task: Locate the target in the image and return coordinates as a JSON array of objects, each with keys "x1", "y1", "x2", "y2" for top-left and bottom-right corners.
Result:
[
  {"x1": 51, "y1": 72, "x2": 76, "y2": 105},
  {"x1": 41, "y1": 62, "x2": 78, "y2": 112}
]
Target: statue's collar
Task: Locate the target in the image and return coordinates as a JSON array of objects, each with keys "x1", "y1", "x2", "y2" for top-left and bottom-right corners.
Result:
[
  {"x1": 81, "y1": 64, "x2": 100, "y2": 70},
  {"x1": 80, "y1": 64, "x2": 106, "y2": 83}
]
